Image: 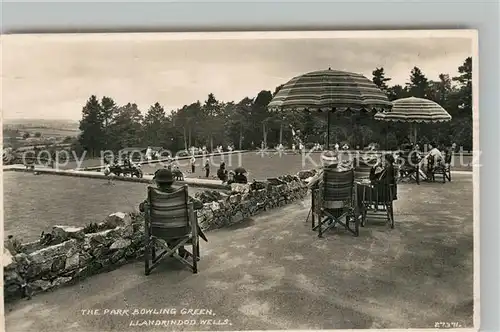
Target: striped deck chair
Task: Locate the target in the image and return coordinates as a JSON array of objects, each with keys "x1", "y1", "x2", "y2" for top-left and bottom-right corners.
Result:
[
  {"x1": 354, "y1": 158, "x2": 375, "y2": 181},
  {"x1": 144, "y1": 185, "x2": 203, "y2": 275},
  {"x1": 312, "y1": 168, "x2": 359, "y2": 237}
]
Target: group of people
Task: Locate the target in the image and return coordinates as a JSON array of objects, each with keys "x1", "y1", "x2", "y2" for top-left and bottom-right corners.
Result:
[
  {"x1": 307, "y1": 151, "x2": 398, "y2": 206},
  {"x1": 397, "y1": 141, "x2": 454, "y2": 181},
  {"x1": 188, "y1": 144, "x2": 235, "y2": 156},
  {"x1": 216, "y1": 162, "x2": 248, "y2": 184},
  {"x1": 189, "y1": 155, "x2": 211, "y2": 177}
]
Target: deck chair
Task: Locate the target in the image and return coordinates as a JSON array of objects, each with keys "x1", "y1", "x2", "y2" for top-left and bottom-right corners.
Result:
[
  {"x1": 358, "y1": 168, "x2": 397, "y2": 229},
  {"x1": 354, "y1": 158, "x2": 374, "y2": 181},
  {"x1": 397, "y1": 151, "x2": 421, "y2": 185},
  {"x1": 144, "y1": 185, "x2": 205, "y2": 275},
  {"x1": 428, "y1": 152, "x2": 452, "y2": 183},
  {"x1": 312, "y1": 168, "x2": 359, "y2": 237}
]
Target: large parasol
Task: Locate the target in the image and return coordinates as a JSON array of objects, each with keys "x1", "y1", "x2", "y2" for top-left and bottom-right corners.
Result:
[
  {"x1": 374, "y1": 96, "x2": 452, "y2": 144},
  {"x1": 268, "y1": 68, "x2": 392, "y2": 150}
]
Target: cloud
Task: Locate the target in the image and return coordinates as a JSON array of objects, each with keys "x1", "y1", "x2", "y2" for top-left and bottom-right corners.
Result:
[{"x1": 1, "y1": 33, "x2": 472, "y2": 120}]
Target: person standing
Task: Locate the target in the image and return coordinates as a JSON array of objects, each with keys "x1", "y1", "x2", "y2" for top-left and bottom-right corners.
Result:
[
  {"x1": 190, "y1": 155, "x2": 196, "y2": 173},
  {"x1": 145, "y1": 146, "x2": 152, "y2": 161},
  {"x1": 204, "y1": 160, "x2": 210, "y2": 178}
]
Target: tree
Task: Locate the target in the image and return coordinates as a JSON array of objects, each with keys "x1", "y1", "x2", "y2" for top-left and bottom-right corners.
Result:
[
  {"x1": 226, "y1": 97, "x2": 253, "y2": 149},
  {"x1": 174, "y1": 101, "x2": 202, "y2": 151},
  {"x1": 74, "y1": 57, "x2": 472, "y2": 155},
  {"x1": 428, "y1": 74, "x2": 452, "y2": 106},
  {"x1": 143, "y1": 102, "x2": 167, "y2": 147},
  {"x1": 372, "y1": 67, "x2": 391, "y2": 92},
  {"x1": 406, "y1": 67, "x2": 430, "y2": 98},
  {"x1": 34, "y1": 132, "x2": 42, "y2": 138},
  {"x1": 453, "y1": 57, "x2": 472, "y2": 116},
  {"x1": 79, "y1": 95, "x2": 105, "y2": 157},
  {"x1": 387, "y1": 84, "x2": 407, "y2": 101},
  {"x1": 108, "y1": 103, "x2": 143, "y2": 150},
  {"x1": 100, "y1": 96, "x2": 118, "y2": 149},
  {"x1": 202, "y1": 93, "x2": 223, "y2": 151},
  {"x1": 273, "y1": 84, "x2": 284, "y2": 97},
  {"x1": 22, "y1": 132, "x2": 30, "y2": 139},
  {"x1": 252, "y1": 90, "x2": 273, "y2": 146}
]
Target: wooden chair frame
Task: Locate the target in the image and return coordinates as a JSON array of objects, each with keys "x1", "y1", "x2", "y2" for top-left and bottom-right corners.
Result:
[
  {"x1": 358, "y1": 183, "x2": 396, "y2": 229},
  {"x1": 396, "y1": 152, "x2": 421, "y2": 185},
  {"x1": 311, "y1": 169, "x2": 359, "y2": 238},
  {"x1": 144, "y1": 185, "x2": 200, "y2": 275},
  {"x1": 428, "y1": 153, "x2": 452, "y2": 183}
]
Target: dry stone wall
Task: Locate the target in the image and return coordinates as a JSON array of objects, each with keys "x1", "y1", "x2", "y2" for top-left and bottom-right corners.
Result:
[{"x1": 4, "y1": 173, "x2": 311, "y2": 303}]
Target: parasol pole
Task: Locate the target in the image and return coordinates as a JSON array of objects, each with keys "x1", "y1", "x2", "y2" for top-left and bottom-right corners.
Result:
[
  {"x1": 326, "y1": 110, "x2": 331, "y2": 151},
  {"x1": 408, "y1": 123, "x2": 418, "y2": 144}
]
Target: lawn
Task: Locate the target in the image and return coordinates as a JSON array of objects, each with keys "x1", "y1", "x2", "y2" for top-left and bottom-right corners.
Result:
[
  {"x1": 2, "y1": 172, "x2": 207, "y2": 242},
  {"x1": 57, "y1": 151, "x2": 473, "y2": 179}
]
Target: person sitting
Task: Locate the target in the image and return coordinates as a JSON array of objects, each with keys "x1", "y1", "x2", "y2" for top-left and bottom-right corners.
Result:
[
  {"x1": 233, "y1": 171, "x2": 248, "y2": 184},
  {"x1": 217, "y1": 162, "x2": 228, "y2": 182},
  {"x1": 226, "y1": 171, "x2": 235, "y2": 184},
  {"x1": 123, "y1": 156, "x2": 132, "y2": 168},
  {"x1": 370, "y1": 154, "x2": 396, "y2": 184},
  {"x1": 398, "y1": 143, "x2": 425, "y2": 181},
  {"x1": 369, "y1": 157, "x2": 385, "y2": 181},
  {"x1": 103, "y1": 163, "x2": 111, "y2": 176},
  {"x1": 138, "y1": 169, "x2": 206, "y2": 257},
  {"x1": 426, "y1": 141, "x2": 443, "y2": 161},
  {"x1": 171, "y1": 164, "x2": 184, "y2": 180},
  {"x1": 307, "y1": 153, "x2": 352, "y2": 190},
  {"x1": 425, "y1": 141, "x2": 443, "y2": 175},
  {"x1": 369, "y1": 153, "x2": 397, "y2": 202}
]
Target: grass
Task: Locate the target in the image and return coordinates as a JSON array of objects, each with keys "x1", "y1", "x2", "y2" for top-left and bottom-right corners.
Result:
[
  {"x1": 2, "y1": 172, "x2": 206, "y2": 242},
  {"x1": 57, "y1": 151, "x2": 474, "y2": 178}
]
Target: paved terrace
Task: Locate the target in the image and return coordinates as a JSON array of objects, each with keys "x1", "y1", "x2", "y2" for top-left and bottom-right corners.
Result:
[{"x1": 4, "y1": 173, "x2": 474, "y2": 331}]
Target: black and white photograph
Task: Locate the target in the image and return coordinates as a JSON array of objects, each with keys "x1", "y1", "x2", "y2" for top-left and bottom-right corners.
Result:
[{"x1": 2, "y1": 30, "x2": 478, "y2": 331}]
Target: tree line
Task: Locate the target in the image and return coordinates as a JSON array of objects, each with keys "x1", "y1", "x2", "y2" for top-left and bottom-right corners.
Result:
[{"x1": 76, "y1": 57, "x2": 472, "y2": 157}]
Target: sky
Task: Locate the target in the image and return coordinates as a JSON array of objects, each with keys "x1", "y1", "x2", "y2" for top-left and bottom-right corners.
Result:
[{"x1": 1, "y1": 31, "x2": 474, "y2": 121}]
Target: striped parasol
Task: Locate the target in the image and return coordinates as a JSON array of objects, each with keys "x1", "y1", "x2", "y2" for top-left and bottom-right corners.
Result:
[
  {"x1": 268, "y1": 68, "x2": 392, "y2": 112},
  {"x1": 268, "y1": 68, "x2": 392, "y2": 149},
  {"x1": 374, "y1": 97, "x2": 452, "y2": 143}
]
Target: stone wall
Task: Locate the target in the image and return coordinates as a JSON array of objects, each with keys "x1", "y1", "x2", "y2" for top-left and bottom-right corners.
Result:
[{"x1": 3, "y1": 173, "x2": 309, "y2": 303}]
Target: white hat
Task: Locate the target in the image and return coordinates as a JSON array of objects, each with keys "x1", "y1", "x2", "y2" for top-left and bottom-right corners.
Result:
[{"x1": 321, "y1": 152, "x2": 339, "y2": 166}]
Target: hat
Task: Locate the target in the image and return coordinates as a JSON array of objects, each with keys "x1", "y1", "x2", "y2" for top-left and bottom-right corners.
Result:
[
  {"x1": 321, "y1": 152, "x2": 339, "y2": 166},
  {"x1": 383, "y1": 153, "x2": 395, "y2": 164},
  {"x1": 153, "y1": 168, "x2": 174, "y2": 183},
  {"x1": 360, "y1": 153, "x2": 379, "y2": 166}
]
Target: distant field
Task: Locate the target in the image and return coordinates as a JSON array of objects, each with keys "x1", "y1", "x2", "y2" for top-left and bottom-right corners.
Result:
[{"x1": 23, "y1": 127, "x2": 80, "y2": 137}]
